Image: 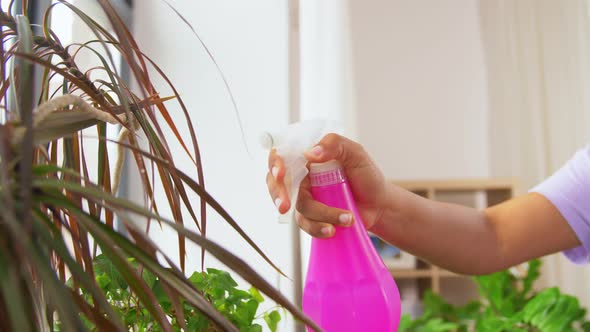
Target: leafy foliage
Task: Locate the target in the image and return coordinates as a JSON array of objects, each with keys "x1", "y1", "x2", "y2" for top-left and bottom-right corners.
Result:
[
  {"x1": 0, "y1": 1, "x2": 319, "y2": 331},
  {"x1": 399, "y1": 259, "x2": 590, "y2": 332},
  {"x1": 58, "y1": 255, "x2": 281, "y2": 332}
]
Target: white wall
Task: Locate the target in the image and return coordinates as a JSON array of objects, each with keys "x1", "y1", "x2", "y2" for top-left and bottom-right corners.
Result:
[
  {"x1": 129, "y1": 0, "x2": 590, "y2": 326},
  {"x1": 132, "y1": 1, "x2": 297, "y2": 330},
  {"x1": 300, "y1": 0, "x2": 357, "y2": 138},
  {"x1": 349, "y1": 0, "x2": 490, "y2": 180}
]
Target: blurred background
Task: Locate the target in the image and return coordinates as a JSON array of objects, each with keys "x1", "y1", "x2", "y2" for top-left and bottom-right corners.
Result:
[{"x1": 50, "y1": 0, "x2": 590, "y2": 331}]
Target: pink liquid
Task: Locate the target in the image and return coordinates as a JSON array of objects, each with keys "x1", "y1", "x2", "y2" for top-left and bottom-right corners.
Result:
[{"x1": 303, "y1": 162, "x2": 401, "y2": 332}]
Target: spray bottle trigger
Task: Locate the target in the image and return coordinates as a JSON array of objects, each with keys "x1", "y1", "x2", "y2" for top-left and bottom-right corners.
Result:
[{"x1": 278, "y1": 156, "x2": 309, "y2": 224}]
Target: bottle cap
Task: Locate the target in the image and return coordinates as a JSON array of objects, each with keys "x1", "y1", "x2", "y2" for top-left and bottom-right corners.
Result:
[{"x1": 309, "y1": 161, "x2": 346, "y2": 187}]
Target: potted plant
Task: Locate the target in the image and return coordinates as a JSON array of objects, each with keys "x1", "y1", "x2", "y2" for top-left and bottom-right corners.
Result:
[
  {"x1": 0, "y1": 0, "x2": 319, "y2": 331},
  {"x1": 399, "y1": 259, "x2": 590, "y2": 332}
]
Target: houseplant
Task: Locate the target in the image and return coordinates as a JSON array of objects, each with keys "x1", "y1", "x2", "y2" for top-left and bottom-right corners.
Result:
[
  {"x1": 0, "y1": 0, "x2": 319, "y2": 331},
  {"x1": 61, "y1": 254, "x2": 283, "y2": 331},
  {"x1": 399, "y1": 259, "x2": 590, "y2": 332}
]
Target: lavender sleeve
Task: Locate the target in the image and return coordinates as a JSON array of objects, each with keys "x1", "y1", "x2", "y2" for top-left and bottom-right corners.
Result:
[{"x1": 531, "y1": 145, "x2": 590, "y2": 264}]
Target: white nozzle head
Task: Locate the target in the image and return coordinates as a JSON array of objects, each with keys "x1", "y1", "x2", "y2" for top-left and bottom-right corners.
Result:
[
  {"x1": 309, "y1": 160, "x2": 343, "y2": 174},
  {"x1": 261, "y1": 118, "x2": 342, "y2": 223},
  {"x1": 259, "y1": 132, "x2": 274, "y2": 151}
]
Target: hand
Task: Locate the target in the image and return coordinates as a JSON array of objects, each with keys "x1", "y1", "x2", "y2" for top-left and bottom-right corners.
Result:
[{"x1": 266, "y1": 133, "x2": 392, "y2": 238}]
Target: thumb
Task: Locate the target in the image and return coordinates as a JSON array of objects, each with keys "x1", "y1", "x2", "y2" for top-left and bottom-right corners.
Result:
[{"x1": 304, "y1": 133, "x2": 367, "y2": 168}]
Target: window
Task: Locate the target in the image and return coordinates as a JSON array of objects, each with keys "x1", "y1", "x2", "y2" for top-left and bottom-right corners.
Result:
[{"x1": 49, "y1": 2, "x2": 134, "y2": 233}]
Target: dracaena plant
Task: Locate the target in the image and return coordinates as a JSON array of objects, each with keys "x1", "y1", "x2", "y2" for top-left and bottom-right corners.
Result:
[{"x1": 0, "y1": 0, "x2": 319, "y2": 331}]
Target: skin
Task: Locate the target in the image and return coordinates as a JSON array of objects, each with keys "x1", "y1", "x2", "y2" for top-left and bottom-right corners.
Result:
[{"x1": 266, "y1": 133, "x2": 581, "y2": 275}]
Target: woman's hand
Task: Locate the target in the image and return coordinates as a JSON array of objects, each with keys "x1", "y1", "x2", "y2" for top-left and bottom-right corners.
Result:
[{"x1": 266, "y1": 133, "x2": 393, "y2": 238}]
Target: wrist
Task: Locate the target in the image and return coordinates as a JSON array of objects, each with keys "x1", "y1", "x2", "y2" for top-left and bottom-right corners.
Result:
[
  {"x1": 369, "y1": 184, "x2": 418, "y2": 241},
  {"x1": 368, "y1": 184, "x2": 404, "y2": 236}
]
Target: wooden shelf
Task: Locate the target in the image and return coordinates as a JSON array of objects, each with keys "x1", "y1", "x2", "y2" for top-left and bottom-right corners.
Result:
[
  {"x1": 388, "y1": 267, "x2": 465, "y2": 279},
  {"x1": 438, "y1": 270, "x2": 464, "y2": 278},
  {"x1": 389, "y1": 268, "x2": 434, "y2": 279},
  {"x1": 392, "y1": 178, "x2": 518, "y2": 192}
]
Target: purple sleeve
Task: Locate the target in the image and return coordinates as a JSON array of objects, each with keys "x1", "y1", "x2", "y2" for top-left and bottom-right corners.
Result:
[{"x1": 531, "y1": 145, "x2": 590, "y2": 264}]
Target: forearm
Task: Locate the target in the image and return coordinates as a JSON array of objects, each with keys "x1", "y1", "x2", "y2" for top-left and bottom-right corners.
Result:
[
  {"x1": 369, "y1": 186, "x2": 579, "y2": 275},
  {"x1": 370, "y1": 186, "x2": 502, "y2": 275}
]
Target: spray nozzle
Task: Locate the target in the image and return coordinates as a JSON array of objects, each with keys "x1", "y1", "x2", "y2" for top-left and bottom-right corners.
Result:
[{"x1": 261, "y1": 118, "x2": 342, "y2": 223}]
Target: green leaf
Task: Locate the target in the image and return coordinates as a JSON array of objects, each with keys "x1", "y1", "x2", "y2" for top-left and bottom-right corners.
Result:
[
  {"x1": 124, "y1": 308, "x2": 139, "y2": 326},
  {"x1": 0, "y1": 249, "x2": 35, "y2": 332},
  {"x1": 475, "y1": 271, "x2": 517, "y2": 315},
  {"x1": 142, "y1": 269, "x2": 157, "y2": 289},
  {"x1": 456, "y1": 301, "x2": 482, "y2": 320},
  {"x1": 14, "y1": 13, "x2": 35, "y2": 269},
  {"x1": 535, "y1": 295, "x2": 570, "y2": 330},
  {"x1": 187, "y1": 315, "x2": 210, "y2": 331},
  {"x1": 249, "y1": 287, "x2": 265, "y2": 304},
  {"x1": 229, "y1": 289, "x2": 250, "y2": 301},
  {"x1": 95, "y1": 273, "x2": 111, "y2": 290},
  {"x1": 235, "y1": 299, "x2": 259, "y2": 326},
  {"x1": 94, "y1": 254, "x2": 128, "y2": 290},
  {"x1": 188, "y1": 271, "x2": 206, "y2": 290},
  {"x1": 421, "y1": 290, "x2": 455, "y2": 318},
  {"x1": 521, "y1": 260, "x2": 541, "y2": 299},
  {"x1": 418, "y1": 318, "x2": 459, "y2": 332},
  {"x1": 397, "y1": 314, "x2": 414, "y2": 332},
  {"x1": 207, "y1": 268, "x2": 238, "y2": 289},
  {"x1": 522, "y1": 287, "x2": 559, "y2": 323},
  {"x1": 14, "y1": 14, "x2": 34, "y2": 116},
  {"x1": 246, "y1": 324, "x2": 263, "y2": 332},
  {"x1": 264, "y1": 310, "x2": 281, "y2": 332},
  {"x1": 475, "y1": 314, "x2": 507, "y2": 332}
]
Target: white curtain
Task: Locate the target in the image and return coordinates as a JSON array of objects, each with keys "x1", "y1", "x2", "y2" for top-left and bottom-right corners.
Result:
[{"x1": 480, "y1": 0, "x2": 590, "y2": 308}]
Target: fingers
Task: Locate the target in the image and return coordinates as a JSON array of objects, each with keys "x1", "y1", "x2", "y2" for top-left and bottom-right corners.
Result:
[
  {"x1": 296, "y1": 212, "x2": 336, "y2": 238},
  {"x1": 267, "y1": 163, "x2": 355, "y2": 237},
  {"x1": 267, "y1": 138, "x2": 359, "y2": 238},
  {"x1": 268, "y1": 149, "x2": 286, "y2": 182},
  {"x1": 267, "y1": 149, "x2": 289, "y2": 213},
  {"x1": 293, "y1": 180, "x2": 354, "y2": 238},
  {"x1": 296, "y1": 182, "x2": 354, "y2": 227},
  {"x1": 266, "y1": 171, "x2": 290, "y2": 214},
  {"x1": 296, "y1": 211, "x2": 354, "y2": 238},
  {"x1": 303, "y1": 133, "x2": 368, "y2": 168}
]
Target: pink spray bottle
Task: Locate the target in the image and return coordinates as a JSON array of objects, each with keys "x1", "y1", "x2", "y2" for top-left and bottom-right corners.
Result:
[{"x1": 262, "y1": 119, "x2": 401, "y2": 331}]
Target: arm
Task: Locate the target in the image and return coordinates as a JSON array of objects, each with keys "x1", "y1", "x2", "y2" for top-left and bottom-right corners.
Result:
[
  {"x1": 266, "y1": 133, "x2": 584, "y2": 275},
  {"x1": 371, "y1": 188, "x2": 580, "y2": 275}
]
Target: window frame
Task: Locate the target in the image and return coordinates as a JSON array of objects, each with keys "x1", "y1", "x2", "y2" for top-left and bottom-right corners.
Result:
[{"x1": 28, "y1": 0, "x2": 134, "y2": 234}]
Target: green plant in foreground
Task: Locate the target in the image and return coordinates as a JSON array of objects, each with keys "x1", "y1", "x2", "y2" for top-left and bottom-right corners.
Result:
[
  {"x1": 399, "y1": 259, "x2": 590, "y2": 332},
  {"x1": 58, "y1": 255, "x2": 281, "y2": 332},
  {"x1": 0, "y1": 1, "x2": 320, "y2": 331}
]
